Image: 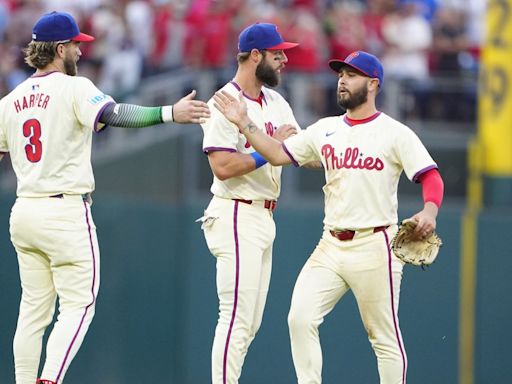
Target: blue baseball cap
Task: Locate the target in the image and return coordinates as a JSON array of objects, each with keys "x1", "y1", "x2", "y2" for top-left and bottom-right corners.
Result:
[
  {"x1": 238, "y1": 23, "x2": 298, "y2": 52},
  {"x1": 329, "y1": 51, "x2": 384, "y2": 87},
  {"x1": 32, "y1": 11, "x2": 94, "y2": 42}
]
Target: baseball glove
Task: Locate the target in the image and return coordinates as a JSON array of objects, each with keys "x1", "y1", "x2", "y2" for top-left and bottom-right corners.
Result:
[{"x1": 391, "y1": 219, "x2": 442, "y2": 268}]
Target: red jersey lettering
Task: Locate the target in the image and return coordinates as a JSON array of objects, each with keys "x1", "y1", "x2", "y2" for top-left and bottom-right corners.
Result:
[{"x1": 321, "y1": 144, "x2": 384, "y2": 171}]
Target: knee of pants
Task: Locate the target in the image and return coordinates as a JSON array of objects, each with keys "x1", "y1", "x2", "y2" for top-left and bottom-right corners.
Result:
[
  {"x1": 249, "y1": 317, "x2": 263, "y2": 340},
  {"x1": 14, "y1": 302, "x2": 56, "y2": 345},
  {"x1": 287, "y1": 306, "x2": 319, "y2": 334},
  {"x1": 23, "y1": 301, "x2": 56, "y2": 328},
  {"x1": 367, "y1": 333, "x2": 405, "y2": 359},
  {"x1": 59, "y1": 298, "x2": 97, "y2": 321},
  {"x1": 13, "y1": 336, "x2": 41, "y2": 358},
  {"x1": 372, "y1": 336, "x2": 402, "y2": 351}
]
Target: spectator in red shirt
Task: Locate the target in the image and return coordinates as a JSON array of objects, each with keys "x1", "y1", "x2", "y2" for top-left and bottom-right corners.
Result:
[
  {"x1": 184, "y1": 0, "x2": 237, "y2": 69},
  {"x1": 325, "y1": 1, "x2": 367, "y2": 60}
]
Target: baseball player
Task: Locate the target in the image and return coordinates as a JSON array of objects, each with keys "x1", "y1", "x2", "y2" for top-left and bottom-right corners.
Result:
[
  {"x1": 199, "y1": 23, "x2": 301, "y2": 384},
  {"x1": 213, "y1": 51, "x2": 444, "y2": 384},
  {"x1": 0, "y1": 11, "x2": 209, "y2": 384}
]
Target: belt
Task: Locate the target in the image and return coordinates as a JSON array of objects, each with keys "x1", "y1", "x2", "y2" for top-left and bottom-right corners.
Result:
[
  {"x1": 330, "y1": 226, "x2": 388, "y2": 241},
  {"x1": 233, "y1": 198, "x2": 277, "y2": 211},
  {"x1": 50, "y1": 193, "x2": 92, "y2": 203}
]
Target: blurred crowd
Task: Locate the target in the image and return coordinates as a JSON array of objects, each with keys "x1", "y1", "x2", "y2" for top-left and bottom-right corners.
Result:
[{"x1": 0, "y1": 0, "x2": 485, "y2": 110}]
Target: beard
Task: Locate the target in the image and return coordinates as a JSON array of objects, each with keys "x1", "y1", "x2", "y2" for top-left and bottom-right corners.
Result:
[
  {"x1": 63, "y1": 54, "x2": 77, "y2": 76},
  {"x1": 255, "y1": 58, "x2": 280, "y2": 87},
  {"x1": 337, "y1": 84, "x2": 368, "y2": 110}
]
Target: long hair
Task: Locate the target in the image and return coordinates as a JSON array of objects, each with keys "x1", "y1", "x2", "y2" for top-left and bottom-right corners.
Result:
[{"x1": 23, "y1": 41, "x2": 61, "y2": 69}]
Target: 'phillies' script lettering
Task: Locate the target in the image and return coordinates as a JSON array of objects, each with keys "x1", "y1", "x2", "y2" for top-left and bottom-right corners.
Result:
[
  {"x1": 264, "y1": 122, "x2": 275, "y2": 136},
  {"x1": 14, "y1": 93, "x2": 51, "y2": 113},
  {"x1": 321, "y1": 145, "x2": 384, "y2": 171}
]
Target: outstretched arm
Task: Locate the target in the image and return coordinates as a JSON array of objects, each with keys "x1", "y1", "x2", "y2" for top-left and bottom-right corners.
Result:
[
  {"x1": 99, "y1": 90, "x2": 210, "y2": 128},
  {"x1": 172, "y1": 90, "x2": 211, "y2": 123},
  {"x1": 213, "y1": 90, "x2": 292, "y2": 166}
]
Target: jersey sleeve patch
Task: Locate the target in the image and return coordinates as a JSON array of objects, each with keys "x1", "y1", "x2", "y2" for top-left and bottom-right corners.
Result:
[{"x1": 88, "y1": 94, "x2": 110, "y2": 105}]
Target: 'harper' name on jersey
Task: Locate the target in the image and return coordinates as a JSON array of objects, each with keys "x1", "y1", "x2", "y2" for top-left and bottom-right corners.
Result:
[{"x1": 13, "y1": 92, "x2": 51, "y2": 113}]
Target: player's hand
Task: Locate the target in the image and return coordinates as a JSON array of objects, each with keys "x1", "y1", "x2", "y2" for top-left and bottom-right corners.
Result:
[
  {"x1": 408, "y1": 202, "x2": 438, "y2": 240},
  {"x1": 173, "y1": 90, "x2": 211, "y2": 124},
  {"x1": 213, "y1": 90, "x2": 248, "y2": 126},
  {"x1": 273, "y1": 124, "x2": 297, "y2": 142}
]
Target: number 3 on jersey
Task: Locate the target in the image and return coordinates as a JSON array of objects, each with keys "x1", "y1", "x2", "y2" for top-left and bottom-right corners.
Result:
[{"x1": 23, "y1": 119, "x2": 42, "y2": 162}]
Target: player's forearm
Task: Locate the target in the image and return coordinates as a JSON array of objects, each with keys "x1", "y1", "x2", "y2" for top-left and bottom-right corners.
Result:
[
  {"x1": 208, "y1": 151, "x2": 261, "y2": 180},
  {"x1": 239, "y1": 118, "x2": 289, "y2": 165},
  {"x1": 98, "y1": 103, "x2": 173, "y2": 128},
  {"x1": 423, "y1": 201, "x2": 439, "y2": 219},
  {"x1": 214, "y1": 158, "x2": 256, "y2": 180}
]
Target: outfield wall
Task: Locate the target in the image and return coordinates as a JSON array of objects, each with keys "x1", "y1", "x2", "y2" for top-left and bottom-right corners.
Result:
[{"x1": 0, "y1": 194, "x2": 509, "y2": 383}]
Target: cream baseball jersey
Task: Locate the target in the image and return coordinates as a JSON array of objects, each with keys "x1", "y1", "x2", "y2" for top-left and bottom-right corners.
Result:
[
  {"x1": 283, "y1": 112, "x2": 436, "y2": 229},
  {"x1": 201, "y1": 81, "x2": 299, "y2": 200},
  {"x1": 0, "y1": 71, "x2": 113, "y2": 197}
]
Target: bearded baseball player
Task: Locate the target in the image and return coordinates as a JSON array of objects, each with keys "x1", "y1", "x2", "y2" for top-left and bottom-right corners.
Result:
[
  {"x1": 0, "y1": 11, "x2": 209, "y2": 384},
  {"x1": 199, "y1": 23, "x2": 301, "y2": 384},
  {"x1": 213, "y1": 51, "x2": 444, "y2": 384}
]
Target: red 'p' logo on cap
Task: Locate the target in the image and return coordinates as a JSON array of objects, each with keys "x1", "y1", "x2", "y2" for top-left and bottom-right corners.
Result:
[{"x1": 346, "y1": 51, "x2": 360, "y2": 62}]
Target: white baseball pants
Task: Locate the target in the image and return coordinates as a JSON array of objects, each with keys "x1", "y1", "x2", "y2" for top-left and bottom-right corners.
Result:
[
  {"x1": 202, "y1": 196, "x2": 276, "y2": 384},
  {"x1": 10, "y1": 195, "x2": 100, "y2": 384},
  {"x1": 288, "y1": 226, "x2": 407, "y2": 384}
]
